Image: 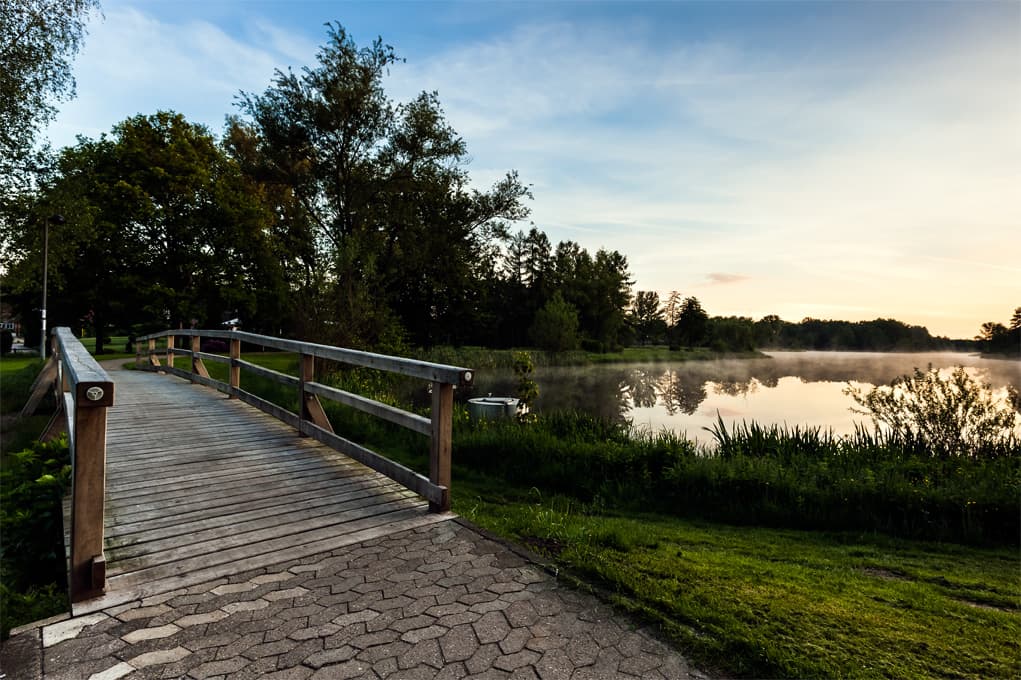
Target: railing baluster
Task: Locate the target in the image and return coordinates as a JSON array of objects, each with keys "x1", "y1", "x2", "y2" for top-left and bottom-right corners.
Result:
[
  {"x1": 229, "y1": 335, "x2": 241, "y2": 397},
  {"x1": 430, "y1": 382, "x2": 454, "y2": 512}
]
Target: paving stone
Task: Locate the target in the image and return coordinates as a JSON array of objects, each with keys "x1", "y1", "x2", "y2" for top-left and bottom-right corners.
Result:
[
  {"x1": 214, "y1": 631, "x2": 266, "y2": 660},
  {"x1": 86, "y1": 661, "x2": 134, "y2": 680},
  {"x1": 439, "y1": 624, "x2": 479, "y2": 663},
  {"x1": 472, "y1": 612, "x2": 510, "y2": 645},
  {"x1": 263, "y1": 666, "x2": 314, "y2": 679},
  {"x1": 252, "y1": 572, "x2": 295, "y2": 585},
  {"x1": 121, "y1": 624, "x2": 181, "y2": 644},
  {"x1": 618, "y1": 651, "x2": 664, "y2": 676},
  {"x1": 184, "y1": 631, "x2": 240, "y2": 651},
  {"x1": 492, "y1": 649, "x2": 540, "y2": 673},
  {"x1": 243, "y1": 638, "x2": 299, "y2": 659},
  {"x1": 43, "y1": 612, "x2": 110, "y2": 647},
  {"x1": 508, "y1": 667, "x2": 540, "y2": 680},
  {"x1": 373, "y1": 656, "x2": 400, "y2": 678},
  {"x1": 499, "y1": 628, "x2": 532, "y2": 655},
  {"x1": 350, "y1": 629, "x2": 400, "y2": 649},
  {"x1": 466, "y1": 643, "x2": 503, "y2": 674},
  {"x1": 309, "y1": 659, "x2": 372, "y2": 678},
  {"x1": 334, "y1": 608, "x2": 380, "y2": 627},
  {"x1": 128, "y1": 645, "x2": 192, "y2": 668},
  {"x1": 264, "y1": 586, "x2": 311, "y2": 601},
  {"x1": 209, "y1": 575, "x2": 259, "y2": 592},
  {"x1": 400, "y1": 625, "x2": 447, "y2": 644},
  {"x1": 400, "y1": 638, "x2": 445, "y2": 670},
  {"x1": 116, "y1": 604, "x2": 173, "y2": 622},
  {"x1": 503, "y1": 602, "x2": 539, "y2": 628},
  {"x1": 289, "y1": 624, "x2": 340, "y2": 641},
  {"x1": 306, "y1": 645, "x2": 359, "y2": 668},
  {"x1": 533, "y1": 648, "x2": 571, "y2": 680},
  {"x1": 191, "y1": 655, "x2": 250, "y2": 678},
  {"x1": 564, "y1": 635, "x2": 599, "y2": 667},
  {"x1": 221, "y1": 599, "x2": 269, "y2": 614},
  {"x1": 357, "y1": 639, "x2": 410, "y2": 663},
  {"x1": 434, "y1": 662, "x2": 469, "y2": 680},
  {"x1": 175, "y1": 610, "x2": 229, "y2": 627},
  {"x1": 365, "y1": 609, "x2": 404, "y2": 633}
]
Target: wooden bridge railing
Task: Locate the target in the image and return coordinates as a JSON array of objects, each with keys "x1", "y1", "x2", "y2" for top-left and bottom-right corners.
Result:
[
  {"x1": 22, "y1": 327, "x2": 114, "y2": 602},
  {"x1": 134, "y1": 329, "x2": 473, "y2": 512}
]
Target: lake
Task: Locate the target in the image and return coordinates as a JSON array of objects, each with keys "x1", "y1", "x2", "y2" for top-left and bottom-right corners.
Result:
[{"x1": 460, "y1": 352, "x2": 1020, "y2": 444}]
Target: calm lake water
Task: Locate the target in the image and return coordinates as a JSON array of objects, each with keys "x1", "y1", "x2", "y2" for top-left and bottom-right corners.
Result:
[{"x1": 460, "y1": 352, "x2": 1020, "y2": 444}]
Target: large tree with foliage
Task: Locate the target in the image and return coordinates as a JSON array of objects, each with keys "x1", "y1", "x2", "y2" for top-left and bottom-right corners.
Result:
[
  {"x1": 0, "y1": 0, "x2": 100, "y2": 198},
  {"x1": 233, "y1": 24, "x2": 530, "y2": 348},
  {"x1": 3, "y1": 112, "x2": 286, "y2": 352},
  {"x1": 628, "y1": 291, "x2": 664, "y2": 344}
]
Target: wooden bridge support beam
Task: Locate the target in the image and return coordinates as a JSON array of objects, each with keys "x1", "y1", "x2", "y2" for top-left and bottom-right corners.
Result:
[
  {"x1": 429, "y1": 382, "x2": 453, "y2": 512},
  {"x1": 70, "y1": 384, "x2": 109, "y2": 601},
  {"x1": 229, "y1": 336, "x2": 240, "y2": 397}
]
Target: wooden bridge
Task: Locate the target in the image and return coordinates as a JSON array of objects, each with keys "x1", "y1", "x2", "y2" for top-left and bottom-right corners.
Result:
[{"x1": 29, "y1": 328, "x2": 473, "y2": 615}]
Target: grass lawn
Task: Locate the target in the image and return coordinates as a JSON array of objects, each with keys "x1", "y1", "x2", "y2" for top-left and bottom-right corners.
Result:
[{"x1": 455, "y1": 484, "x2": 1020, "y2": 679}]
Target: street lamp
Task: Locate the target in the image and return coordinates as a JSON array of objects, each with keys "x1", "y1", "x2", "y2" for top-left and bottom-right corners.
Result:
[{"x1": 40, "y1": 214, "x2": 65, "y2": 357}]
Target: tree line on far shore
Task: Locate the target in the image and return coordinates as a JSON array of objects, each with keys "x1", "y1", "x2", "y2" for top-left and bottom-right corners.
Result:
[{"x1": 1, "y1": 20, "x2": 1011, "y2": 357}]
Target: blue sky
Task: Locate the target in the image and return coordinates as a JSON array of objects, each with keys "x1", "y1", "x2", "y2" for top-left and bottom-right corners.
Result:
[{"x1": 49, "y1": 0, "x2": 1020, "y2": 338}]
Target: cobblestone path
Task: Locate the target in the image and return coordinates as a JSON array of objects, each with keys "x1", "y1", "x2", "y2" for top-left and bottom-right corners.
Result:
[{"x1": 2, "y1": 520, "x2": 708, "y2": 679}]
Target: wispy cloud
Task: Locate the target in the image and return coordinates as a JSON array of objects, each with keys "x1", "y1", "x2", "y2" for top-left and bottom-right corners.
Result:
[
  {"x1": 705, "y1": 273, "x2": 750, "y2": 286},
  {"x1": 45, "y1": 3, "x2": 1019, "y2": 337}
]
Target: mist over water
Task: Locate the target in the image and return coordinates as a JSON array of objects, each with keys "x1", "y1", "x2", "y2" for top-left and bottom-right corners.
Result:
[{"x1": 461, "y1": 352, "x2": 1021, "y2": 444}]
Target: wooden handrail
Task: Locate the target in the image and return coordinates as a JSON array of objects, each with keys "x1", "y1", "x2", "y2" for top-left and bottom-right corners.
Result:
[
  {"x1": 24, "y1": 328, "x2": 115, "y2": 602},
  {"x1": 135, "y1": 329, "x2": 473, "y2": 512}
]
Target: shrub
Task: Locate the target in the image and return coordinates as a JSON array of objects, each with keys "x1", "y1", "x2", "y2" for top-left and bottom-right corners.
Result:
[{"x1": 844, "y1": 366, "x2": 1020, "y2": 459}]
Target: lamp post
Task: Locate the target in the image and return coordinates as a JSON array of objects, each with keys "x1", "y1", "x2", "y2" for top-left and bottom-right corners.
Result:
[{"x1": 40, "y1": 214, "x2": 65, "y2": 357}]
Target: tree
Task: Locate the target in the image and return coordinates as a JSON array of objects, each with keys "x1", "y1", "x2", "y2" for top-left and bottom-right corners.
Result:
[
  {"x1": 529, "y1": 292, "x2": 580, "y2": 352},
  {"x1": 3, "y1": 112, "x2": 286, "y2": 352},
  {"x1": 235, "y1": 24, "x2": 530, "y2": 348},
  {"x1": 675, "y1": 296, "x2": 708, "y2": 347},
  {"x1": 628, "y1": 291, "x2": 664, "y2": 344},
  {"x1": 663, "y1": 291, "x2": 681, "y2": 327},
  {"x1": 0, "y1": 0, "x2": 100, "y2": 196}
]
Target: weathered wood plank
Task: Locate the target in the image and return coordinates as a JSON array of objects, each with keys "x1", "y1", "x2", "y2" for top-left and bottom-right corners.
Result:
[
  {"x1": 136, "y1": 329, "x2": 474, "y2": 385},
  {"x1": 107, "y1": 495, "x2": 421, "y2": 575},
  {"x1": 107, "y1": 480, "x2": 412, "y2": 547},
  {"x1": 236, "y1": 358, "x2": 300, "y2": 387},
  {"x1": 304, "y1": 381, "x2": 430, "y2": 435}
]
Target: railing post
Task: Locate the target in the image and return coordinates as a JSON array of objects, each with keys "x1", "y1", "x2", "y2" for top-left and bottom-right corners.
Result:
[
  {"x1": 191, "y1": 334, "x2": 209, "y2": 381},
  {"x1": 148, "y1": 338, "x2": 158, "y2": 367},
  {"x1": 166, "y1": 334, "x2": 175, "y2": 371},
  {"x1": 299, "y1": 353, "x2": 333, "y2": 433},
  {"x1": 70, "y1": 382, "x2": 111, "y2": 601},
  {"x1": 429, "y1": 382, "x2": 453, "y2": 512},
  {"x1": 229, "y1": 334, "x2": 241, "y2": 397}
]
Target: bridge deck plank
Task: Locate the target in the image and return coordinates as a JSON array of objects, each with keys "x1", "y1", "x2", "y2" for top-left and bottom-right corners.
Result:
[{"x1": 73, "y1": 368, "x2": 443, "y2": 615}]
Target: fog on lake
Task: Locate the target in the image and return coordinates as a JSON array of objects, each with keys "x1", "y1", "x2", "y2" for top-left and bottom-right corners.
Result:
[{"x1": 460, "y1": 352, "x2": 1021, "y2": 444}]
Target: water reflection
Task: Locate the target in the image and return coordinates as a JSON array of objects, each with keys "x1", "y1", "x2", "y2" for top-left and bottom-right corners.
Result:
[{"x1": 461, "y1": 352, "x2": 1020, "y2": 443}]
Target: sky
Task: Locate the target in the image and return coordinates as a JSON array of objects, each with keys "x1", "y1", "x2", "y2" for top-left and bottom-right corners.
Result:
[{"x1": 47, "y1": 0, "x2": 1020, "y2": 339}]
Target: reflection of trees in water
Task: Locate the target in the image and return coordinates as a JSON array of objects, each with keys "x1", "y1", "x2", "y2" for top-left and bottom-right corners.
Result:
[
  {"x1": 712, "y1": 379, "x2": 760, "y2": 397},
  {"x1": 623, "y1": 368, "x2": 659, "y2": 408},
  {"x1": 461, "y1": 352, "x2": 1018, "y2": 421},
  {"x1": 652, "y1": 369, "x2": 707, "y2": 415}
]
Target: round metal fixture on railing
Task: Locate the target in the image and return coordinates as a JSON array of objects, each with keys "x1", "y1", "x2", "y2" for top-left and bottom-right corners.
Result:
[{"x1": 86, "y1": 386, "x2": 105, "y2": 401}]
